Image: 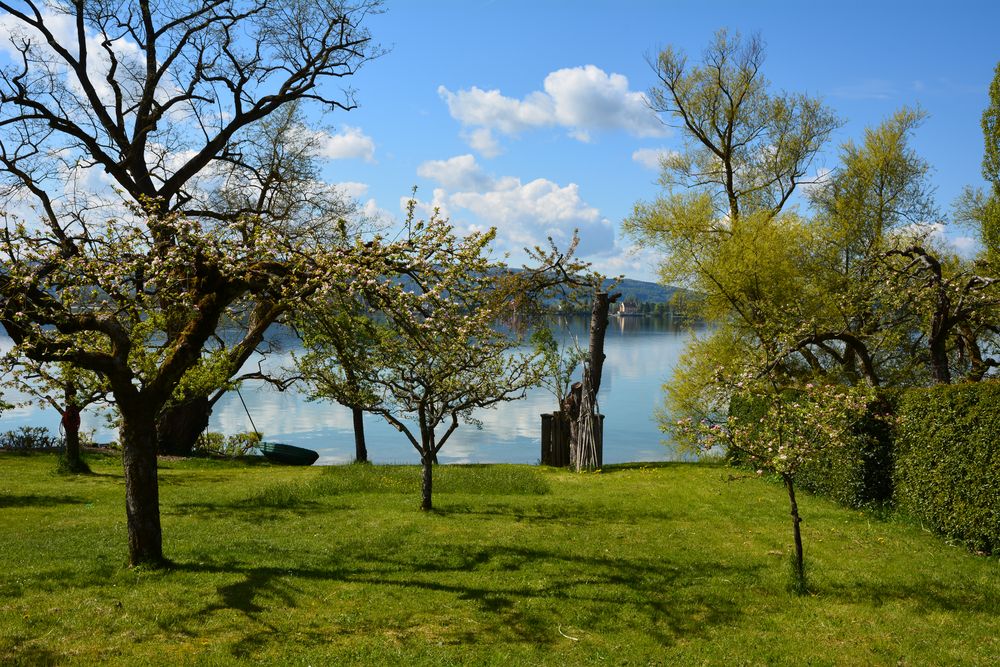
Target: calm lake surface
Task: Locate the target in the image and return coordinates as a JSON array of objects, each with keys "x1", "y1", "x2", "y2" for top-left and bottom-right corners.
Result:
[{"x1": 1, "y1": 316, "x2": 697, "y2": 464}]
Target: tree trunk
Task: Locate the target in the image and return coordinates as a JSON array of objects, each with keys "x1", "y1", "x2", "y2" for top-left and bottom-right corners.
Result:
[
  {"x1": 784, "y1": 473, "x2": 805, "y2": 588},
  {"x1": 121, "y1": 413, "x2": 165, "y2": 567},
  {"x1": 929, "y1": 333, "x2": 951, "y2": 384},
  {"x1": 60, "y1": 384, "x2": 89, "y2": 473},
  {"x1": 420, "y1": 452, "x2": 433, "y2": 511},
  {"x1": 588, "y1": 291, "x2": 616, "y2": 397},
  {"x1": 561, "y1": 290, "x2": 619, "y2": 456},
  {"x1": 156, "y1": 395, "x2": 212, "y2": 456},
  {"x1": 62, "y1": 416, "x2": 86, "y2": 473},
  {"x1": 352, "y1": 406, "x2": 368, "y2": 463}
]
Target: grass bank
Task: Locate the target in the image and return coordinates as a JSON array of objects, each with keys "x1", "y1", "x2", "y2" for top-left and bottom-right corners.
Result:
[{"x1": 1, "y1": 452, "x2": 998, "y2": 665}]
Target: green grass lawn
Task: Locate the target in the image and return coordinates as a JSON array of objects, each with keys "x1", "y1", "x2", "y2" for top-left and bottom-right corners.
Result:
[{"x1": 1, "y1": 452, "x2": 998, "y2": 665}]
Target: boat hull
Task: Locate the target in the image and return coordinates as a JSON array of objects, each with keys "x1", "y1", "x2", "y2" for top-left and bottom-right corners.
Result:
[{"x1": 259, "y1": 442, "x2": 320, "y2": 466}]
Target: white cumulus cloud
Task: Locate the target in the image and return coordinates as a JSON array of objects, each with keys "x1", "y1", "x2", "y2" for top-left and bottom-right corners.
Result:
[
  {"x1": 316, "y1": 126, "x2": 376, "y2": 163},
  {"x1": 632, "y1": 147, "x2": 677, "y2": 171},
  {"x1": 416, "y1": 154, "x2": 614, "y2": 257},
  {"x1": 416, "y1": 154, "x2": 494, "y2": 192},
  {"x1": 439, "y1": 65, "x2": 667, "y2": 155},
  {"x1": 334, "y1": 181, "x2": 370, "y2": 199}
]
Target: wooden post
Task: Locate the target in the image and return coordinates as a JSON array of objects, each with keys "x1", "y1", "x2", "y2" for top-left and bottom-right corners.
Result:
[
  {"x1": 541, "y1": 413, "x2": 553, "y2": 465},
  {"x1": 541, "y1": 411, "x2": 573, "y2": 467},
  {"x1": 595, "y1": 413, "x2": 604, "y2": 468}
]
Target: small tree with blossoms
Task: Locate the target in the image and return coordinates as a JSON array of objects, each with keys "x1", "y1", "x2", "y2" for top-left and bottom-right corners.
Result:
[
  {"x1": 0, "y1": 357, "x2": 110, "y2": 474},
  {"x1": 296, "y1": 204, "x2": 583, "y2": 510},
  {"x1": 680, "y1": 377, "x2": 874, "y2": 592}
]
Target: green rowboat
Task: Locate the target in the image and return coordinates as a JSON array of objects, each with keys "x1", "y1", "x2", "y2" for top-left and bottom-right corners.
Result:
[{"x1": 259, "y1": 442, "x2": 320, "y2": 466}]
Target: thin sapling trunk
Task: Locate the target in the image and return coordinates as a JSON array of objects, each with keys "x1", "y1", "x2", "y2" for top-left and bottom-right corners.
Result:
[{"x1": 784, "y1": 472, "x2": 807, "y2": 593}]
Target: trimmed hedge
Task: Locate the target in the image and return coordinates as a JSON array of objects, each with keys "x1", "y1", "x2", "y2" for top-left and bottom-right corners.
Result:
[
  {"x1": 728, "y1": 392, "x2": 895, "y2": 509},
  {"x1": 894, "y1": 382, "x2": 1000, "y2": 554}
]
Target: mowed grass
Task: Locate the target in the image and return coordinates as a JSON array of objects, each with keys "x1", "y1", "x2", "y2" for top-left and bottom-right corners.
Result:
[{"x1": 1, "y1": 452, "x2": 998, "y2": 666}]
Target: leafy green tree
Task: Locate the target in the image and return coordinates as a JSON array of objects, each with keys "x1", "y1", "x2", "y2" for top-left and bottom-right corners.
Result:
[
  {"x1": 292, "y1": 292, "x2": 379, "y2": 463},
  {"x1": 982, "y1": 62, "x2": 1000, "y2": 260},
  {"x1": 957, "y1": 62, "x2": 1000, "y2": 266},
  {"x1": 626, "y1": 30, "x2": 841, "y2": 426},
  {"x1": 791, "y1": 108, "x2": 941, "y2": 386},
  {"x1": 0, "y1": 0, "x2": 382, "y2": 566}
]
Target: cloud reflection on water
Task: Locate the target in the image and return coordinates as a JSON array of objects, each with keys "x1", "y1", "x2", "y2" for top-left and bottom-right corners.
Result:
[{"x1": 1, "y1": 316, "x2": 695, "y2": 464}]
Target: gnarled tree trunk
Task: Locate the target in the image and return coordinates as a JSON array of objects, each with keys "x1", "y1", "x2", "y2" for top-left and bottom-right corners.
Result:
[
  {"x1": 561, "y1": 290, "x2": 619, "y2": 459},
  {"x1": 156, "y1": 395, "x2": 212, "y2": 456}
]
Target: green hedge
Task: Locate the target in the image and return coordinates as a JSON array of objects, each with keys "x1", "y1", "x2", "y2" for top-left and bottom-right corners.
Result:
[
  {"x1": 894, "y1": 383, "x2": 1000, "y2": 554},
  {"x1": 728, "y1": 391, "x2": 895, "y2": 509}
]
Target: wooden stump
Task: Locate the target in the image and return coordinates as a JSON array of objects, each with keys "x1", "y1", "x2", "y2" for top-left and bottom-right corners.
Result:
[{"x1": 541, "y1": 411, "x2": 602, "y2": 468}]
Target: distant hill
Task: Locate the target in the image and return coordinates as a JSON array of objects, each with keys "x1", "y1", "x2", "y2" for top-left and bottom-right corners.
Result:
[{"x1": 605, "y1": 277, "x2": 683, "y2": 304}]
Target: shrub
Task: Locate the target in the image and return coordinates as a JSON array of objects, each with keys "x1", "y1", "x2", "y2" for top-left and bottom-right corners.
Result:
[
  {"x1": 894, "y1": 382, "x2": 1000, "y2": 554},
  {"x1": 727, "y1": 390, "x2": 895, "y2": 508},
  {"x1": 0, "y1": 426, "x2": 59, "y2": 451},
  {"x1": 193, "y1": 431, "x2": 261, "y2": 458}
]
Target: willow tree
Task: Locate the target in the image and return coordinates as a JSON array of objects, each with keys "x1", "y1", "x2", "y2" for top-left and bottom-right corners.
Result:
[
  {"x1": 0, "y1": 0, "x2": 382, "y2": 566},
  {"x1": 790, "y1": 108, "x2": 942, "y2": 387},
  {"x1": 626, "y1": 30, "x2": 839, "y2": 433},
  {"x1": 629, "y1": 29, "x2": 838, "y2": 352}
]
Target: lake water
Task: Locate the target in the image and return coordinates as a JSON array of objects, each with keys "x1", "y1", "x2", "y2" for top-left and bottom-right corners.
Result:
[{"x1": 1, "y1": 316, "x2": 696, "y2": 464}]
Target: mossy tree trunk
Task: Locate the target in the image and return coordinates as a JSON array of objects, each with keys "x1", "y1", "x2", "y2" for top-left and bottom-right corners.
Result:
[{"x1": 156, "y1": 395, "x2": 212, "y2": 456}]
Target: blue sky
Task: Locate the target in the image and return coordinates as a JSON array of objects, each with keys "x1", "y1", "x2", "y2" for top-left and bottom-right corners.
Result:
[
  {"x1": 309, "y1": 0, "x2": 1000, "y2": 280},
  {"x1": 1, "y1": 1, "x2": 996, "y2": 281}
]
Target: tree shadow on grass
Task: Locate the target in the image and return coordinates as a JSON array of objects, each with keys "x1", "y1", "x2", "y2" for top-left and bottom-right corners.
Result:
[
  {"x1": 0, "y1": 559, "x2": 121, "y2": 598},
  {"x1": 432, "y1": 500, "x2": 678, "y2": 525},
  {"x1": 164, "y1": 544, "x2": 753, "y2": 658},
  {"x1": 822, "y1": 578, "x2": 1000, "y2": 613},
  {"x1": 0, "y1": 493, "x2": 85, "y2": 509},
  {"x1": 165, "y1": 499, "x2": 326, "y2": 523},
  {"x1": 1, "y1": 640, "x2": 61, "y2": 667}
]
